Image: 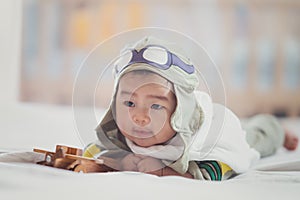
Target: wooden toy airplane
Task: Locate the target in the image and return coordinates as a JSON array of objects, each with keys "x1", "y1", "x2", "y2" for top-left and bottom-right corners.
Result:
[{"x1": 33, "y1": 145, "x2": 118, "y2": 173}]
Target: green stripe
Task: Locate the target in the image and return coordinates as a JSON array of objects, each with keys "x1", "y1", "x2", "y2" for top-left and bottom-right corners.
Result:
[
  {"x1": 199, "y1": 164, "x2": 216, "y2": 180},
  {"x1": 210, "y1": 161, "x2": 222, "y2": 181}
]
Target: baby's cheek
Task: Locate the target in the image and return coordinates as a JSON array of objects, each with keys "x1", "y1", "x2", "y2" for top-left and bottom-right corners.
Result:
[
  {"x1": 116, "y1": 106, "x2": 128, "y2": 121},
  {"x1": 150, "y1": 110, "x2": 168, "y2": 130},
  {"x1": 116, "y1": 113, "x2": 132, "y2": 133}
]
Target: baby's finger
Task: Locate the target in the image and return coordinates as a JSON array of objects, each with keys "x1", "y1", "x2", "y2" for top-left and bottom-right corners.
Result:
[
  {"x1": 132, "y1": 155, "x2": 142, "y2": 164},
  {"x1": 137, "y1": 161, "x2": 146, "y2": 172}
]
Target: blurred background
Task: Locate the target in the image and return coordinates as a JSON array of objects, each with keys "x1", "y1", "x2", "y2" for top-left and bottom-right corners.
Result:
[
  {"x1": 0, "y1": 0, "x2": 299, "y2": 150},
  {"x1": 17, "y1": 0, "x2": 300, "y2": 117}
]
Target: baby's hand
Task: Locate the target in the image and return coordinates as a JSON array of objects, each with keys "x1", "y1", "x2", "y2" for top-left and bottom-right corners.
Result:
[
  {"x1": 120, "y1": 153, "x2": 142, "y2": 171},
  {"x1": 136, "y1": 156, "x2": 165, "y2": 173}
]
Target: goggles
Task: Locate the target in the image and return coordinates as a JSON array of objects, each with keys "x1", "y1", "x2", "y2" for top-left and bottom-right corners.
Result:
[{"x1": 114, "y1": 45, "x2": 195, "y2": 75}]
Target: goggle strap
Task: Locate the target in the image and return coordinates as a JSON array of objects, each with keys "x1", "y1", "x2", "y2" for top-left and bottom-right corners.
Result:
[{"x1": 171, "y1": 54, "x2": 194, "y2": 74}]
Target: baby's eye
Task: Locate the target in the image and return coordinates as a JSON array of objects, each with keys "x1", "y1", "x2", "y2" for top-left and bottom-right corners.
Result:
[
  {"x1": 123, "y1": 101, "x2": 135, "y2": 107},
  {"x1": 151, "y1": 104, "x2": 163, "y2": 110}
]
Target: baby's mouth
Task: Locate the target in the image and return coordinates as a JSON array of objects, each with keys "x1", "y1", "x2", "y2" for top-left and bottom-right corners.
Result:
[{"x1": 131, "y1": 128, "x2": 153, "y2": 138}]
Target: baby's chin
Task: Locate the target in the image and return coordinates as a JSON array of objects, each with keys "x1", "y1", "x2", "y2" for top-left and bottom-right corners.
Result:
[
  {"x1": 120, "y1": 130, "x2": 164, "y2": 147},
  {"x1": 131, "y1": 137, "x2": 154, "y2": 147}
]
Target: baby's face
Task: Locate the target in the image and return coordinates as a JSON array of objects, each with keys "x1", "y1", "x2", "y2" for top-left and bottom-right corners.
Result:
[{"x1": 115, "y1": 72, "x2": 177, "y2": 147}]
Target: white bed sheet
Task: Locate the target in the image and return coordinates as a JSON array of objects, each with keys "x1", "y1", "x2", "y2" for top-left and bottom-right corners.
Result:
[
  {"x1": 1, "y1": 104, "x2": 299, "y2": 200},
  {"x1": 0, "y1": 147, "x2": 300, "y2": 200},
  {"x1": 0, "y1": 161, "x2": 299, "y2": 200}
]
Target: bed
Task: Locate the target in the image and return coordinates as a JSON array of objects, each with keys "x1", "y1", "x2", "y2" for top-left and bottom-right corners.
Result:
[{"x1": 0, "y1": 103, "x2": 299, "y2": 200}]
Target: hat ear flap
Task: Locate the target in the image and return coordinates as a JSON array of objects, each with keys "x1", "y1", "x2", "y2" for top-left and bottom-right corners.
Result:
[{"x1": 170, "y1": 85, "x2": 203, "y2": 135}]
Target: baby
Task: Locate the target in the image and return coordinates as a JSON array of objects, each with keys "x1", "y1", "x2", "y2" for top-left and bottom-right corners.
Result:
[{"x1": 85, "y1": 37, "x2": 298, "y2": 180}]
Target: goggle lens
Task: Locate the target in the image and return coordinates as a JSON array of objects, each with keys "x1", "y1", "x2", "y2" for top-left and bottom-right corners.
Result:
[{"x1": 143, "y1": 46, "x2": 168, "y2": 65}]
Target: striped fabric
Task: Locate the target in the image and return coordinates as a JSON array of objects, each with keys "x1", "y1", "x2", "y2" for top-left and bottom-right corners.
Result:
[{"x1": 196, "y1": 160, "x2": 232, "y2": 181}]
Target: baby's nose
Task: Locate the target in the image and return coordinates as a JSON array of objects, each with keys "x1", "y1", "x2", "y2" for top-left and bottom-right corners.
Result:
[{"x1": 131, "y1": 108, "x2": 151, "y2": 127}]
